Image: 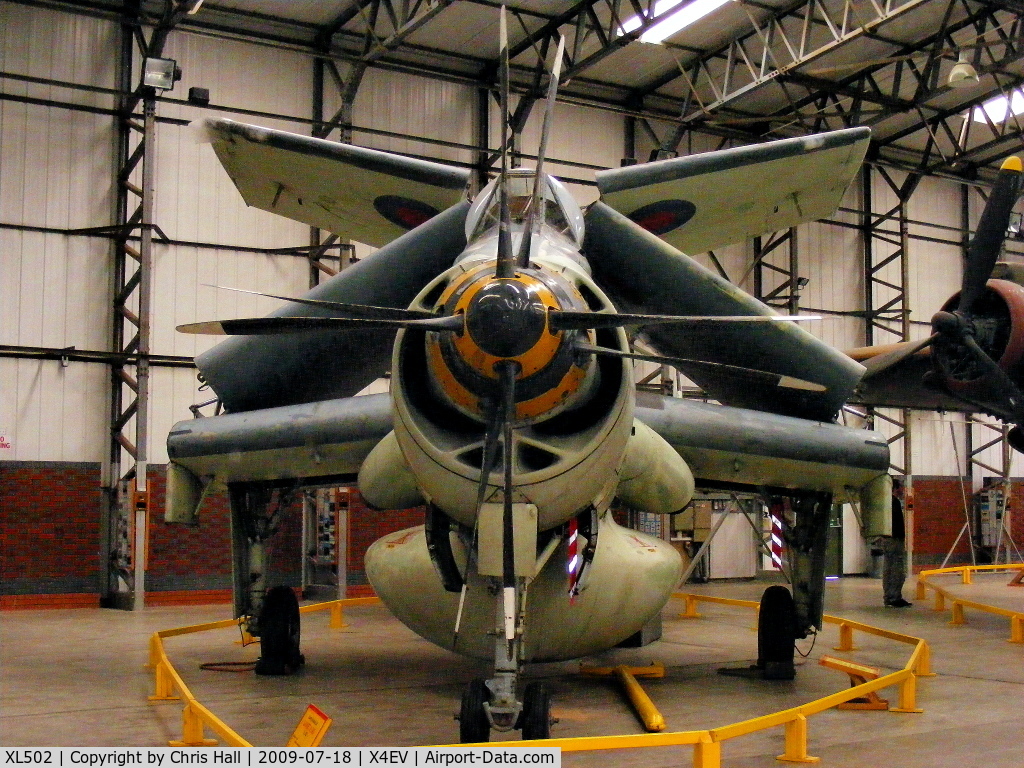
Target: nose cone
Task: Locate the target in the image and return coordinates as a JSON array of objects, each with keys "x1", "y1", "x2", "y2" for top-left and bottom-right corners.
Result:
[{"x1": 466, "y1": 280, "x2": 547, "y2": 359}]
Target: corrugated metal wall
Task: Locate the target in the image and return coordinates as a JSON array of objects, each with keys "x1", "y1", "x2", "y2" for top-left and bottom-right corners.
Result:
[
  {"x1": 1, "y1": 4, "x2": 118, "y2": 462},
  {"x1": 1, "y1": 1, "x2": 1015, "y2": 477}
]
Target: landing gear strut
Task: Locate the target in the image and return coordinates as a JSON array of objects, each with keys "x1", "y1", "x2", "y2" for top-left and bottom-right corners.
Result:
[
  {"x1": 457, "y1": 578, "x2": 553, "y2": 742},
  {"x1": 228, "y1": 481, "x2": 304, "y2": 675}
]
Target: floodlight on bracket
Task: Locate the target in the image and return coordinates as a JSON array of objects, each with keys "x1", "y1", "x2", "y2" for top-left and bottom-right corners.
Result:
[{"x1": 142, "y1": 57, "x2": 182, "y2": 92}]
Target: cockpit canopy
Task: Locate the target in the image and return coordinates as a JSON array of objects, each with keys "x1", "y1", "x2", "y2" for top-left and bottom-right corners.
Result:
[{"x1": 465, "y1": 169, "x2": 585, "y2": 246}]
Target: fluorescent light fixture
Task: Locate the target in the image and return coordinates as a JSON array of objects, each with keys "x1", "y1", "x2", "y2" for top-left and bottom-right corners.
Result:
[
  {"x1": 620, "y1": 0, "x2": 732, "y2": 44},
  {"x1": 972, "y1": 89, "x2": 1024, "y2": 123}
]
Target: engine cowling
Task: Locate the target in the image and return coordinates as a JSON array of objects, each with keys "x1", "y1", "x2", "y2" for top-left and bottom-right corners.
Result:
[
  {"x1": 390, "y1": 256, "x2": 636, "y2": 531},
  {"x1": 932, "y1": 279, "x2": 1024, "y2": 403}
]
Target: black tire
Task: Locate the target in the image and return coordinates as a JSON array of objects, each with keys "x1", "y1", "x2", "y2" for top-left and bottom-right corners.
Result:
[
  {"x1": 459, "y1": 678, "x2": 491, "y2": 743},
  {"x1": 757, "y1": 585, "x2": 796, "y2": 680},
  {"x1": 254, "y1": 585, "x2": 304, "y2": 676},
  {"x1": 519, "y1": 682, "x2": 551, "y2": 740}
]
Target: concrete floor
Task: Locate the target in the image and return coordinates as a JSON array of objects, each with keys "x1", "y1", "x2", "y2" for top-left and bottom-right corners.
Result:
[{"x1": 1, "y1": 574, "x2": 1022, "y2": 766}]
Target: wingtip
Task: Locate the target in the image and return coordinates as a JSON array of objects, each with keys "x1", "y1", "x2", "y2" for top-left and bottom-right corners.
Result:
[{"x1": 1001, "y1": 156, "x2": 1022, "y2": 173}]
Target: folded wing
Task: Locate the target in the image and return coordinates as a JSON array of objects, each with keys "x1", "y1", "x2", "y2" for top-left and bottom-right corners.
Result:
[
  {"x1": 206, "y1": 119, "x2": 470, "y2": 247},
  {"x1": 596, "y1": 127, "x2": 870, "y2": 255}
]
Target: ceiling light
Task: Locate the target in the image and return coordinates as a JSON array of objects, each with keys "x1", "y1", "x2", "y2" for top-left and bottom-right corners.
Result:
[
  {"x1": 972, "y1": 90, "x2": 1024, "y2": 123},
  {"x1": 620, "y1": 0, "x2": 732, "y2": 45},
  {"x1": 947, "y1": 53, "x2": 979, "y2": 89}
]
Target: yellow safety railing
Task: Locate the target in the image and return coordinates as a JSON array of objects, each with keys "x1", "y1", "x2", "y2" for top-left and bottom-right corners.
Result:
[
  {"x1": 458, "y1": 592, "x2": 931, "y2": 767},
  {"x1": 148, "y1": 596, "x2": 381, "y2": 747},
  {"x1": 154, "y1": 592, "x2": 927, "y2": 763},
  {"x1": 916, "y1": 563, "x2": 1024, "y2": 644}
]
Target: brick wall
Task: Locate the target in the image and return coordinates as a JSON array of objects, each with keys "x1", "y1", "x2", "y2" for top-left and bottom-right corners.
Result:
[
  {"x1": 144, "y1": 465, "x2": 305, "y2": 595},
  {"x1": 0, "y1": 462, "x2": 102, "y2": 600},
  {"x1": 0, "y1": 461, "x2": 305, "y2": 607},
  {"x1": 909, "y1": 476, "x2": 974, "y2": 571},
  {"x1": 346, "y1": 489, "x2": 424, "y2": 587}
]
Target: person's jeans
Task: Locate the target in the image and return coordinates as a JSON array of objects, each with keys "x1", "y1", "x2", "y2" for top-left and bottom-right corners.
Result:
[{"x1": 881, "y1": 536, "x2": 907, "y2": 604}]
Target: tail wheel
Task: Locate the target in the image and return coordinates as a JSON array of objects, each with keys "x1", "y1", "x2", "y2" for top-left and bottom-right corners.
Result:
[
  {"x1": 254, "y1": 585, "x2": 304, "y2": 676},
  {"x1": 459, "y1": 678, "x2": 491, "y2": 743},
  {"x1": 757, "y1": 585, "x2": 796, "y2": 680},
  {"x1": 519, "y1": 681, "x2": 551, "y2": 740}
]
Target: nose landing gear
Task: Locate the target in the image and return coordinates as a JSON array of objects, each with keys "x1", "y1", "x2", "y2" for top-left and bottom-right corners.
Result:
[{"x1": 458, "y1": 678, "x2": 552, "y2": 743}]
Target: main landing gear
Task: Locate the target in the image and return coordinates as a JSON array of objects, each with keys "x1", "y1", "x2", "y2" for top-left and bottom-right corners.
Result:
[
  {"x1": 722, "y1": 491, "x2": 831, "y2": 681},
  {"x1": 228, "y1": 482, "x2": 304, "y2": 676}
]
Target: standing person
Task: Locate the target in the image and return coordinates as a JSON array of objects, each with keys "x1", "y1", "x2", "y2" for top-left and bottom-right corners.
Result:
[{"x1": 883, "y1": 477, "x2": 912, "y2": 607}]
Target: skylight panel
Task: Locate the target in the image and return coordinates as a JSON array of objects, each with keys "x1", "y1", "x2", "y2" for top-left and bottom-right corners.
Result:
[
  {"x1": 620, "y1": 0, "x2": 732, "y2": 44},
  {"x1": 972, "y1": 90, "x2": 1024, "y2": 123}
]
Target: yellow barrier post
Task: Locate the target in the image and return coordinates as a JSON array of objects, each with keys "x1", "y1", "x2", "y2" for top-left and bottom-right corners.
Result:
[
  {"x1": 330, "y1": 603, "x2": 347, "y2": 629},
  {"x1": 932, "y1": 590, "x2": 945, "y2": 611},
  {"x1": 679, "y1": 594, "x2": 702, "y2": 618},
  {"x1": 777, "y1": 714, "x2": 820, "y2": 763},
  {"x1": 692, "y1": 733, "x2": 721, "y2": 768},
  {"x1": 914, "y1": 642, "x2": 935, "y2": 677},
  {"x1": 170, "y1": 703, "x2": 218, "y2": 747},
  {"x1": 891, "y1": 673, "x2": 923, "y2": 714},
  {"x1": 915, "y1": 580, "x2": 927, "y2": 600},
  {"x1": 833, "y1": 623, "x2": 857, "y2": 652},
  {"x1": 148, "y1": 660, "x2": 180, "y2": 702},
  {"x1": 1010, "y1": 616, "x2": 1024, "y2": 644},
  {"x1": 961, "y1": 568, "x2": 973, "y2": 585},
  {"x1": 950, "y1": 602, "x2": 966, "y2": 625}
]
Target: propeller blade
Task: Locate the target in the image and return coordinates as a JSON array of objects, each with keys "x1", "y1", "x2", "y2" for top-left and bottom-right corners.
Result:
[
  {"x1": 495, "y1": 6, "x2": 515, "y2": 280},
  {"x1": 551, "y1": 311, "x2": 821, "y2": 331},
  {"x1": 577, "y1": 343, "x2": 827, "y2": 392},
  {"x1": 202, "y1": 284, "x2": 435, "y2": 321},
  {"x1": 474, "y1": 404, "x2": 505, "y2": 514},
  {"x1": 177, "y1": 314, "x2": 464, "y2": 335},
  {"x1": 858, "y1": 335, "x2": 937, "y2": 380},
  {"x1": 515, "y1": 33, "x2": 565, "y2": 268},
  {"x1": 959, "y1": 156, "x2": 1023, "y2": 314}
]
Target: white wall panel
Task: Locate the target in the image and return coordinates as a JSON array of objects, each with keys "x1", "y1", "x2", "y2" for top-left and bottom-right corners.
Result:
[
  {"x1": 350, "y1": 67, "x2": 476, "y2": 166},
  {"x1": 0, "y1": 101, "x2": 116, "y2": 231},
  {"x1": 0, "y1": 3, "x2": 118, "y2": 105},
  {"x1": 162, "y1": 30, "x2": 313, "y2": 122},
  {"x1": 0, "y1": 358, "x2": 107, "y2": 462},
  {"x1": 907, "y1": 175, "x2": 962, "y2": 324},
  {"x1": 911, "y1": 411, "x2": 967, "y2": 477},
  {"x1": 147, "y1": 366, "x2": 210, "y2": 465},
  {"x1": 150, "y1": 244, "x2": 309, "y2": 358},
  {"x1": 0, "y1": 230, "x2": 111, "y2": 350}
]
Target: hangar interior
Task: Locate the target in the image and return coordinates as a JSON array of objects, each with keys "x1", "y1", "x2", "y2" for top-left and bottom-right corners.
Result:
[{"x1": 1, "y1": 0, "x2": 1024, "y2": 759}]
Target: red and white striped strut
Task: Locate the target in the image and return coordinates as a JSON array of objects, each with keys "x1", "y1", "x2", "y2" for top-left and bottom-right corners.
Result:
[
  {"x1": 769, "y1": 500, "x2": 785, "y2": 570},
  {"x1": 567, "y1": 517, "x2": 581, "y2": 603}
]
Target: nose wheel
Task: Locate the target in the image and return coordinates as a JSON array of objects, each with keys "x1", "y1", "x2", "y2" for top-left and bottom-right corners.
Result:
[
  {"x1": 458, "y1": 679, "x2": 553, "y2": 743},
  {"x1": 518, "y1": 681, "x2": 552, "y2": 740},
  {"x1": 459, "y1": 678, "x2": 492, "y2": 743}
]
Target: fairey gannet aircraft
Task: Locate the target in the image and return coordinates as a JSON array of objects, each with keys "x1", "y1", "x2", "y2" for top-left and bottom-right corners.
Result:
[{"x1": 165, "y1": 18, "x2": 901, "y2": 742}]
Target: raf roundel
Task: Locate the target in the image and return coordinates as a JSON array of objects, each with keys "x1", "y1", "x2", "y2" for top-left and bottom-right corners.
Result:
[
  {"x1": 373, "y1": 194, "x2": 440, "y2": 230},
  {"x1": 626, "y1": 199, "x2": 697, "y2": 235}
]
